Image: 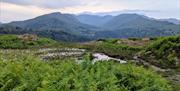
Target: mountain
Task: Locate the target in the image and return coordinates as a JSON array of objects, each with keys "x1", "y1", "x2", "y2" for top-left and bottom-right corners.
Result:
[
  {"x1": 0, "y1": 24, "x2": 91, "y2": 42},
  {"x1": 0, "y1": 25, "x2": 29, "y2": 35},
  {"x1": 95, "y1": 14, "x2": 180, "y2": 38},
  {"x1": 158, "y1": 18, "x2": 180, "y2": 25},
  {"x1": 76, "y1": 14, "x2": 113, "y2": 26},
  {"x1": 102, "y1": 14, "x2": 175, "y2": 29},
  {"x1": 9, "y1": 12, "x2": 97, "y2": 35},
  {"x1": 4, "y1": 12, "x2": 101, "y2": 41},
  {"x1": 1, "y1": 12, "x2": 180, "y2": 41}
]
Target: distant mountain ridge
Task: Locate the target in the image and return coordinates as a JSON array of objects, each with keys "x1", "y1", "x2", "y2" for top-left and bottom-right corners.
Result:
[
  {"x1": 76, "y1": 14, "x2": 113, "y2": 26},
  {"x1": 158, "y1": 18, "x2": 180, "y2": 25},
  {"x1": 0, "y1": 12, "x2": 180, "y2": 42},
  {"x1": 102, "y1": 14, "x2": 179, "y2": 30},
  {"x1": 77, "y1": 13, "x2": 180, "y2": 38}
]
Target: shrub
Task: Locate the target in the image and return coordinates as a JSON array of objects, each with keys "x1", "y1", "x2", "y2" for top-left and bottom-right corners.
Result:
[
  {"x1": 0, "y1": 34, "x2": 56, "y2": 49},
  {"x1": 128, "y1": 37, "x2": 141, "y2": 41},
  {"x1": 142, "y1": 35, "x2": 180, "y2": 68},
  {"x1": 0, "y1": 54, "x2": 172, "y2": 91},
  {"x1": 82, "y1": 42, "x2": 141, "y2": 59}
]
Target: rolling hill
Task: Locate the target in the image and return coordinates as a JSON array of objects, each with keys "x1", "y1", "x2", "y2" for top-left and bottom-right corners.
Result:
[
  {"x1": 9, "y1": 12, "x2": 97, "y2": 36},
  {"x1": 1, "y1": 12, "x2": 100, "y2": 42},
  {"x1": 0, "y1": 12, "x2": 180, "y2": 41},
  {"x1": 95, "y1": 14, "x2": 180, "y2": 38}
]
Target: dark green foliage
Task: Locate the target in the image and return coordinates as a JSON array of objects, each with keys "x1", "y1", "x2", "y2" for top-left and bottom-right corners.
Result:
[
  {"x1": 0, "y1": 25, "x2": 92, "y2": 42},
  {"x1": 35, "y1": 29, "x2": 91, "y2": 42},
  {"x1": 94, "y1": 43, "x2": 141, "y2": 59},
  {"x1": 0, "y1": 54, "x2": 172, "y2": 91},
  {"x1": 0, "y1": 35, "x2": 56, "y2": 49},
  {"x1": 0, "y1": 25, "x2": 28, "y2": 34},
  {"x1": 97, "y1": 38, "x2": 118, "y2": 43},
  {"x1": 149, "y1": 37, "x2": 158, "y2": 40},
  {"x1": 80, "y1": 40, "x2": 141, "y2": 59},
  {"x1": 128, "y1": 38, "x2": 142, "y2": 41},
  {"x1": 141, "y1": 35, "x2": 180, "y2": 68}
]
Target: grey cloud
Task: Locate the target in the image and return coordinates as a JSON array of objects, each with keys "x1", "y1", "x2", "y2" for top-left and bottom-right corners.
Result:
[
  {"x1": 1, "y1": 0, "x2": 84, "y2": 9},
  {"x1": 81, "y1": 10, "x2": 160, "y2": 16}
]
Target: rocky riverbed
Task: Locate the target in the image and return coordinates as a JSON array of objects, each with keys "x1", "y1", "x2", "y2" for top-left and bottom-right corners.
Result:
[
  {"x1": 36, "y1": 48, "x2": 127, "y2": 64},
  {"x1": 36, "y1": 48, "x2": 86, "y2": 60},
  {"x1": 92, "y1": 53, "x2": 127, "y2": 64}
]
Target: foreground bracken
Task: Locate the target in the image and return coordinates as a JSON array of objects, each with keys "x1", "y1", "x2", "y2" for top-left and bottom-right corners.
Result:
[{"x1": 0, "y1": 52, "x2": 172, "y2": 91}]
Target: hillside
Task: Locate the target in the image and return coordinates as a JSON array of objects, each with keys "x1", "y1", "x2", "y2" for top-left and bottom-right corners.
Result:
[
  {"x1": 0, "y1": 24, "x2": 91, "y2": 42},
  {"x1": 97, "y1": 14, "x2": 180, "y2": 38},
  {"x1": 82, "y1": 36, "x2": 180, "y2": 69},
  {"x1": 0, "y1": 25, "x2": 28, "y2": 34},
  {"x1": 7, "y1": 12, "x2": 98, "y2": 41},
  {"x1": 0, "y1": 34, "x2": 56, "y2": 49},
  {"x1": 140, "y1": 36, "x2": 180, "y2": 68},
  {"x1": 0, "y1": 12, "x2": 180, "y2": 41},
  {"x1": 9, "y1": 12, "x2": 95, "y2": 31},
  {"x1": 76, "y1": 14, "x2": 113, "y2": 26}
]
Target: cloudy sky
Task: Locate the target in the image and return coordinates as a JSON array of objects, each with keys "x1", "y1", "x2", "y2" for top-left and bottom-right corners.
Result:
[{"x1": 0, "y1": 0, "x2": 180, "y2": 23}]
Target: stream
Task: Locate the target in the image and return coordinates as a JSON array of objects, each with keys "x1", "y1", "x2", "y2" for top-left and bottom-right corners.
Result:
[
  {"x1": 92, "y1": 53, "x2": 127, "y2": 64},
  {"x1": 37, "y1": 48, "x2": 127, "y2": 64}
]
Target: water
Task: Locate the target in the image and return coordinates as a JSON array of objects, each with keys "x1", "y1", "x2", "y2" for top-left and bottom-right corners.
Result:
[
  {"x1": 37, "y1": 48, "x2": 127, "y2": 64},
  {"x1": 92, "y1": 53, "x2": 127, "y2": 64}
]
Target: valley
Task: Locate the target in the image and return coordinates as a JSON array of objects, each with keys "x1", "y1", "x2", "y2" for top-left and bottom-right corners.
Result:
[
  {"x1": 1, "y1": 0, "x2": 180, "y2": 90},
  {"x1": 0, "y1": 11, "x2": 180, "y2": 91},
  {"x1": 0, "y1": 34, "x2": 179, "y2": 91}
]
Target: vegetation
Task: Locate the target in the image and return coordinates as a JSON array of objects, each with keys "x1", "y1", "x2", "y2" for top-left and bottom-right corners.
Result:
[
  {"x1": 0, "y1": 34, "x2": 56, "y2": 49},
  {"x1": 79, "y1": 39, "x2": 142, "y2": 59},
  {"x1": 0, "y1": 25, "x2": 91, "y2": 42},
  {"x1": 0, "y1": 34, "x2": 179, "y2": 91},
  {"x1": 1, "y1": 13, "x2": 180, "y2": 42},
  {"x1": 0, "y1": 51, "x2": 172, "y2": 91},
  {"x1": 141, "y1": 35, "x2": 180, "y2": 68}
]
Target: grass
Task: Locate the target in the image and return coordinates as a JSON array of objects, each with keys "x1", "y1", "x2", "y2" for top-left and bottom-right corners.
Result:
[
  {"x1": 76, "y1": 39, "x2": 142, "y2": 60},
  {"x1": 0, "y1": 34, "x2": 56, "y2": 49}
]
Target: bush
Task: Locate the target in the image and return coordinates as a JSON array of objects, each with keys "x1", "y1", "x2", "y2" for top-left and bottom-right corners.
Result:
[
  {"x1": 97, "y1": 38, "x2": 118, "y2": 44},
  {"x1": 128, "y1": 37, "x2": 141, "y2": 41},
  {"x1": 0, "y1": 35, "x2": 56, "y2": 49},
  {"x1": 142, "y1": 35, "x2": 180, "y2": 68},
  {"x1": 81, "y1": 42, "x2": 141, "y2": 59},
  {"x1": 0, "y1": 54, "x2": 172, "y2": 91}
]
